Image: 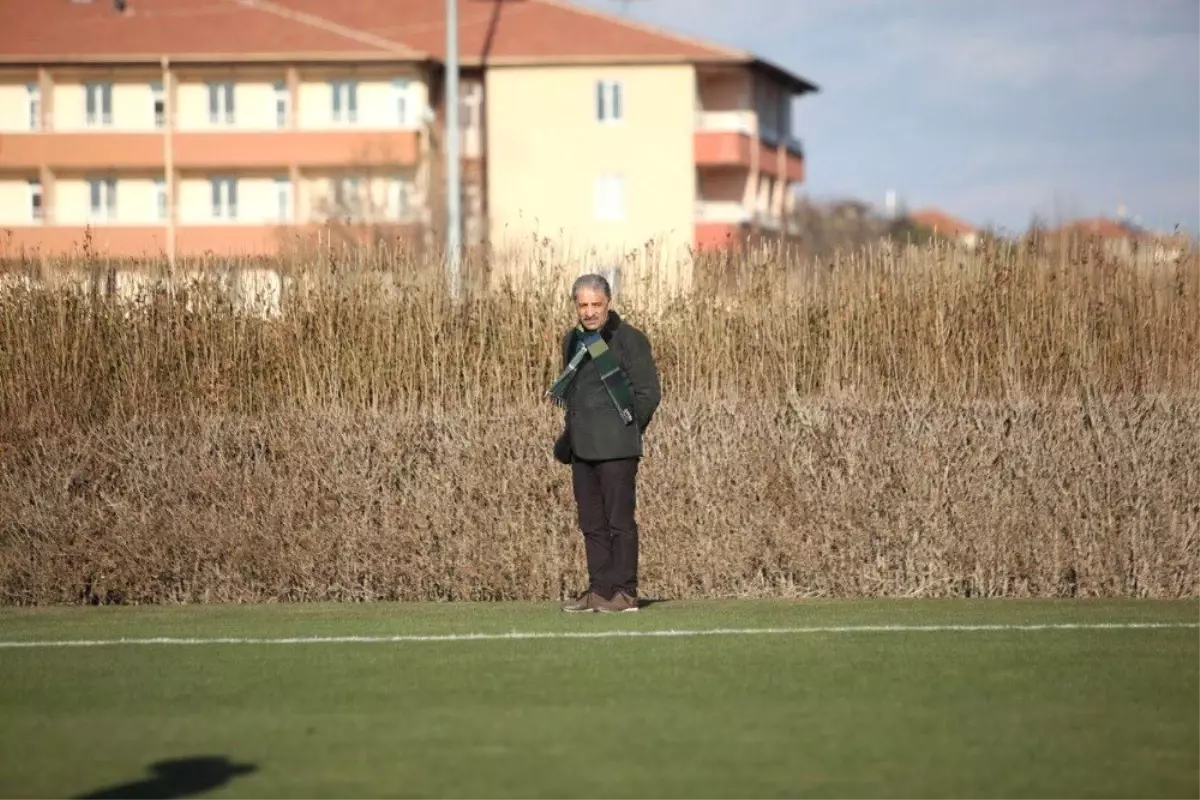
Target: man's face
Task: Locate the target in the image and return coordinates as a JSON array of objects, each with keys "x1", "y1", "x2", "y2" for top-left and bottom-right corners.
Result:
[{"x1": 575, "y1": 287, "x2": 610, "y2": 331}]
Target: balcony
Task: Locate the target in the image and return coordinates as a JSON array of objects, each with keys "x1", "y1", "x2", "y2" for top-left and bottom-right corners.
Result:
[
  {"x1": 0, "y1": 128, "x2": 421, "y2": 171},
  {"x1": 0, "y1": 132, "x2": 165, "y2": 169},
  {"x1": 460, "y1": 126, "x2": 482, "y2": 160},
  {"x1": 694, "y1": 109, "x2": 805, "y2": 182},
  {"x1": 173, "y1": 130, "x2": 419, "y2": 169}
]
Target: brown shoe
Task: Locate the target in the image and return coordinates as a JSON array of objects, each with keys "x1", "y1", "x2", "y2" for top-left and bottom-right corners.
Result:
[
  {"x1": 597, "y1": 591, "x2": 639, "y2": 613},
  {"x1": 562, "y1": 591, "x2": 602, "y2": 613}
]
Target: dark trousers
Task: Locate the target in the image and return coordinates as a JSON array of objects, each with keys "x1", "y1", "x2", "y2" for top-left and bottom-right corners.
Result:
[{"x1": 571, "y1": 457, "x2": 640, "y2": 600}]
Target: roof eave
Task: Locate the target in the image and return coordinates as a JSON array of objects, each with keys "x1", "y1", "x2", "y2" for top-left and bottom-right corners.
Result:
[
  {"x1": 0, "y1": 51, "x2": 429, "y2": 65},
  {"x1": 453, "y1": 53, "x2": 703, "y2": 68},
  {"x1": 694, "y1": 55, "x2": 818, "y2": 94},
  {"x1": 749, "y1": 57, "x2": 819, "y2": 95}
]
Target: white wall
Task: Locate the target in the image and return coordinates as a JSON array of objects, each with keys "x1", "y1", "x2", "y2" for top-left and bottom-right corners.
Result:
[
  {"x1": 0, "y1": 82, "x2": 37, "y2": 132},
  {"x1": 0, "y1": 178, "x2": 37, "y2": 223},
  {"x1": 51, "y1": 80, "x2": 158, "y2": 131},
  {"x1": 54, "y1": 178, "x2": 92, "y2": 224},
  {"x1": 303, "y1": 170, "x2": 418, "y2": 222},
  {"x1": 115, "y1": 177, "x2": 160, "y2": 223},
  {"x1": 176, "y1": 80, "x2": 283, "y2": 131},
  {"x1": 296, "y1": 72, "x2": 426, "y2": 130}
]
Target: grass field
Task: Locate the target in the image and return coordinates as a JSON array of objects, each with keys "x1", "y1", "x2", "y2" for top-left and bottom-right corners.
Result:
[{"x1": 1, "y1": 599, "x2": 1196, "y2": 798}]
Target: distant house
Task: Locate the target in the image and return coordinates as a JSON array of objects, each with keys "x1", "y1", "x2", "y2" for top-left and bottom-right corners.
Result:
[
  {"x1": 1046, "y1": 217, "x2": 1188, "y2": 265},
  {"x1": 907, "y1": 208, "x2": 979, "y2": 250}
]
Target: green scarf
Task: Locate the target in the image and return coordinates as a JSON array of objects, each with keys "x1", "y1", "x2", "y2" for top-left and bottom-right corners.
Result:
[{"x1": 547, "y1": 322, "x2": 635, "y2": 426}]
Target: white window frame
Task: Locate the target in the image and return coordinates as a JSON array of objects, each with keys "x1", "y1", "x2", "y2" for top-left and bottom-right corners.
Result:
[
  {"x1": 274, "y1": 81, "x2": 289, "y2": 128},
  {"x1": 596, "y1": 79, "x2": 623, "y2": 123},
  {"x1": 391, "y1": 79, "x2": 410, "y2": 128},
  {"x1": 388, "y1": 175, "x2": 410, "y2": 221},
  {"x1": 150, "y1": 81, "x2": 165, "y2": 128},
  {"x1": 593, "y1": 172, "x2": 625, "y2": 221},
  {"x1": 459, "y1": 86, "x2": 477, "y2": 130},
  {"x1": 27, "y1": 83, "x2": 40, "y2": 131},
  {"x1": 207, "y1": 81, "x2": 235, "y2": 126},
  {"x1": 88, "y1": 177, "x2": 117, "y2": 222},
  {"x1": 28, "y1": 178, "x2": 43, "y2": 222},
  {"x1": 84, "y1": 82, "x2": 113, "y2": 127},
  {"x1": 332, "y1": 175, "x2": 362, "y2": 218},
  {"x1": 275, "y1": 177, "x2": 292, "y2": 222},
  {"x1": 153, "y1": 177, "x2": 167, "y2": 221},
  {"x1": 210, "y1": 176, "x2": 237, "y2": 220},
  {"x1": 331, "y1": 79, "x2": 358, "y2": 124}
]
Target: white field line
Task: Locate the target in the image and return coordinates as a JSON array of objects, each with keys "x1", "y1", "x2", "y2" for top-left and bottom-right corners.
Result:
[{"x1": 0, "y1": 622, "x2": 1195, "y2": 649}]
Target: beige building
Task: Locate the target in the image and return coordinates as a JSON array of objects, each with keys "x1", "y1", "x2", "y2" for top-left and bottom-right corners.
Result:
[{"x1": 0, "y1": 0, "x2": 817, "y2": 281}]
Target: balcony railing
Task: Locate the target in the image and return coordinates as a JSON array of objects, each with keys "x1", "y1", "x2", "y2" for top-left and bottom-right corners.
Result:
[
  {"x1": 694, "y1": 109, "x2": 756, "y2": 135},
  {"x1": 695, "y1": 200, "x2": 751, "y2": 225},
  {"x1": 755, "y1": 211, "x2": 782, "y2": 231}
]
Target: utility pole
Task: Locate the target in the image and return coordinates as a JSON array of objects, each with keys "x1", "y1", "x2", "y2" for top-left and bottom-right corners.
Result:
[
  {"x1": 445, "y1": 0, "x2": 462, "y2": 298},
  {"x1": 161, "y1": 56, "x2": 175, "y2": 272}
]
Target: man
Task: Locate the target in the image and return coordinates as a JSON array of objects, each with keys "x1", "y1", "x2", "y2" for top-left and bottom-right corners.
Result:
[{"x1": 547, "y1": 273, "x2": 661, "y2": 613}]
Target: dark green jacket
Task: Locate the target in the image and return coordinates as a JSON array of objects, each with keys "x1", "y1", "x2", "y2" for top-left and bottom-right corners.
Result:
[{"x1": 556, "y1": 311, "x2": 661, "y2": 462}]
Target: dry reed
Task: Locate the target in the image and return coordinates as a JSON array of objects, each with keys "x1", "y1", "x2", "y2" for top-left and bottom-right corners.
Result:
[{"x1": 0, "y1": 234, "x2": 1196, "y2": 604}]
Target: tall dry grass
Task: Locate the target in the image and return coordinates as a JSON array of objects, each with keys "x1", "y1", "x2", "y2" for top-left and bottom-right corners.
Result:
[{"x1": 0, "y1": 234, "x2": 1196, "y2": 604}]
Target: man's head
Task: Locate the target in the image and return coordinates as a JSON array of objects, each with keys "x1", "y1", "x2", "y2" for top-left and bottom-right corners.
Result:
[{"x1": 571, "y1": 273, "x2": 612, "y2": 331}]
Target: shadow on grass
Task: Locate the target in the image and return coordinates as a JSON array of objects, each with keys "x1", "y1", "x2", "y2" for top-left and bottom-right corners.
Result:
[{"x1": 75, "y1": 755, "x2": 257, "y2": 799}]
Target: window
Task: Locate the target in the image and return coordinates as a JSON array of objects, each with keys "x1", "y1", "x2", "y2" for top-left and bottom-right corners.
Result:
[
  {"x1": 274, "y1": 81, "x2": 289, "y2": 128},
  {"x1": 388, "y1": 176, "x2": 409, "y2": 220},
  {"x1": 154, "y1": 178, "x2": 167, "y2": 221},
  {"x1": 275, "y1": 178, "x2": 292, "y2": 222},
  {"x1": 332, "y1": 175, "x2": 361, "y2": 217},
  {"x1": 331, "y1": 79, "x2": 358, "y2": 124},
  {"x1": 149, "y1": 82, "x2": 165, "y2": 128},
  {"x1": 84, "y1": 82, "x2": 113, "y2": 127},
  {"x1": 459, "y1": 82, "x2": 481, "y2": 130},
  {"x1": 28, "y1": 179, "x2": 43, "y2": 222},
  {"x1": 596, "y1": 79, "x2": 622, "y2": 123},
  {"x1": 754, "y1": 79, "x2": 783, "y2": 142},
  {"x1": 207, "y1": 81, "x2": 235, "y2": 125},
  {"x1": 88, "y1": 177, "x2": 117, "y2": 221},
  {"x1": 391, "y1": 79, "x2": 410, "y2": 127},
  {"x1": 210, "y1": 176, "x2": 237, "y2": 219},
  {"x1": 27, "y1": 83, "x2": 40, "y2": 131},
  {"x1": 459, "y1": 94, "x2": 474, "y2": 129},
  {"x1": 593, "y1": 173, "x2": 625, "y2": 221}
]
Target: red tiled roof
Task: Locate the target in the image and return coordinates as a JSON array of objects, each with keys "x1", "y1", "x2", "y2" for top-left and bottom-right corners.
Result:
[
  {"x1": 0, "y1": 0, "x2": 420, "y2": 61},
  {"x1": 0, "y1": 0, "x2": 818, "y2": 93},
  {"x1": 1049, "y1": 217, "x2": 1146, "y2": 239},
  {"x1": 277, "y1": 0, "x2": 741, "y2": 62},
  {"x1": 908, "y1": 208, "x2": 977, "y2": 237}
]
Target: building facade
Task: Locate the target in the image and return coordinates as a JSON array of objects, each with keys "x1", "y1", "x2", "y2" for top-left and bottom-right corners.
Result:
[{"x1": 0, "y1": 0, "x2": 817, "y2": 268}]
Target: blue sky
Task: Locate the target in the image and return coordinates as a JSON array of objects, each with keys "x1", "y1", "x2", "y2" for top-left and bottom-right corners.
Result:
[{"x1": 577, "y1": 0, "x2": 1200, "y2": 235}]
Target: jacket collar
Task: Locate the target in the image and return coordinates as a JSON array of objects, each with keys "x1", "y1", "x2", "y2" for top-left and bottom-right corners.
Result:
[{"x1": 579, "y1": 310, "x2": 622, "y2": 342}]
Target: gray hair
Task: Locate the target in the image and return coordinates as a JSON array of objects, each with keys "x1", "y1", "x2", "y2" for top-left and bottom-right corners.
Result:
[{"x1": 571, "y1": 273, "x2": 612, "y2": 301}]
